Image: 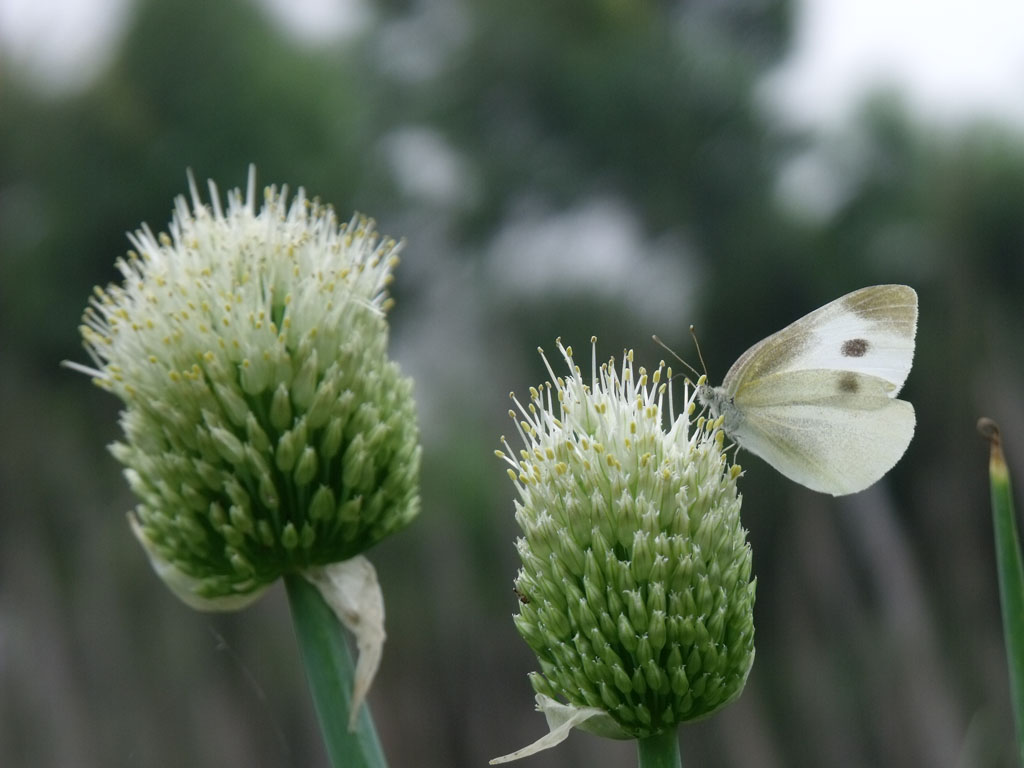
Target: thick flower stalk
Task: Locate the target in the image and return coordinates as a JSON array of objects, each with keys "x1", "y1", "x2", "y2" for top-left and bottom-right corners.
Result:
[
  {"x1": 72, "y1": 169, "x2": 420, "y2": 607},
  {"x1": 493, "y1": 340, "x2": 755, "y2": 763}
]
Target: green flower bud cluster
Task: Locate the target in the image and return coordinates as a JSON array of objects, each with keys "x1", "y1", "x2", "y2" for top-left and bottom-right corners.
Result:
[
  {"x1": 75, "y1": 170, "x2": 420, "y2": 607},
  {"x1": 497, "y1": 340, "x2": 755, "y2": 737}
]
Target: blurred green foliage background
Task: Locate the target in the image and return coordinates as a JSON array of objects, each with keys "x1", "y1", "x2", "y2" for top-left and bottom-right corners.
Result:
[{"x1": 3, "y1": 0, "x2": 1024, "y2": 765}]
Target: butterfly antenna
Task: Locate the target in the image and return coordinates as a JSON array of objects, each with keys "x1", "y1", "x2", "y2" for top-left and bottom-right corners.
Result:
[
  {"x1": 652, "y1": 334, "x2": 702, "y2": 383},
  {"x1": 688, "y1": 324, "x2": 709, "y2": 378}
]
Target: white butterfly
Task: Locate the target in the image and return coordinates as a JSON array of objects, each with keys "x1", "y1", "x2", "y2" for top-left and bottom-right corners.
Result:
[{"x1": 696, "y1": 284, "x2": 917, "y2": 496}]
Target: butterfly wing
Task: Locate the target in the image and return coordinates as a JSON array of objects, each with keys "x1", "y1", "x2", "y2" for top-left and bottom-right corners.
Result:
[
  {"x1": 724, "y1": 369, "x2": 915, "y2": 496},
  {"x1": 710, "y1": 285, "x2": 918, "y2": 495},
  {"x1": 721, "y1": 285, "x2": 917, "y2": 397}
]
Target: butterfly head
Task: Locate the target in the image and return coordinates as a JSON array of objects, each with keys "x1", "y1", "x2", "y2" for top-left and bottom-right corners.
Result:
[{"x1": 695, "y1": 380, "x2": 720, "y2": 416}]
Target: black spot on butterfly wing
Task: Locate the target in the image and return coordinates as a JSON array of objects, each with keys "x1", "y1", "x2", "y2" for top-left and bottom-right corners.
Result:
[
  {"x1": 841, "y1": 338, "x2": 870, "y2": 357},
  {"x1": 838, "y1": 372, "x2": 859, "y2": 393}
]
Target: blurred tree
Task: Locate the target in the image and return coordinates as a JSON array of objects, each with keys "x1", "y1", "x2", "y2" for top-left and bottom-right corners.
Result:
[{"x1": 6, "y1": 0, "x2": 1024, "y2": 765}]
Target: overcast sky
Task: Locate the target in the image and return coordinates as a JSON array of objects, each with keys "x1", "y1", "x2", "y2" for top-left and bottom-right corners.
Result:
[
  {"x1": 767, "y1": 0, "x2": 1024, "y2": 128},
  {"x1": 2, "y1": 0, "x2": 1024, "y2": 129}
]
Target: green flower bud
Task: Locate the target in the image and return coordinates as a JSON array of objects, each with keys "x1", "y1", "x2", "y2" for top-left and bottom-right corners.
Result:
[
  {"x1": 70, "y1": 168, "x2": 421, "y2": 609},
  {"x1": 497, "y1": 339, "x2": 755, "y2": 742}
]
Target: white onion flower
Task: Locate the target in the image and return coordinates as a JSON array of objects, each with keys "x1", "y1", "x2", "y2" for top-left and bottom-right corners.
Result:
[
  {"x1": 70, "y1": 168, "x2": 420, "y2": 612},
  {"x1": 493, "y1": 339, "x2": 755, "y2": 762}
]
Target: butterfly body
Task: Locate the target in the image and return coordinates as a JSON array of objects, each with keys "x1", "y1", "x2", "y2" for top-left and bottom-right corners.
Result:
[{"x1": 696, "y1": 284, "x2": 917, "y2": 496}]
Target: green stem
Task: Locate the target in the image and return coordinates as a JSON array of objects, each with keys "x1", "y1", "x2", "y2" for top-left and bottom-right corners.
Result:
[
  {"x1": 285, "y1": 572, "x2": 388, "y2": 768},
  {"x1": 636, "y1": 728, "x2": 682, "y2": 768},
  {"x1": 980, "y1": 418, "x2": 1024, "y2": 765}
]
